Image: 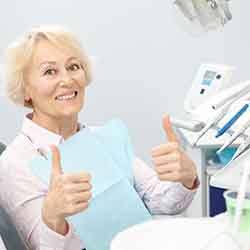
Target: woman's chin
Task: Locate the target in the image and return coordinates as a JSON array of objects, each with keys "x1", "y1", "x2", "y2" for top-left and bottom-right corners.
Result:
[
  {"x1": 55, "y1": 101, "x2": 83, "y2": 116},
  {"x1": 56, "y1": 106, "x2": 82, "y2": 118}
]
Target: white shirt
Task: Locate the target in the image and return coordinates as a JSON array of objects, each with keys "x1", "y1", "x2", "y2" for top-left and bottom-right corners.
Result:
[{"x1": 0, "y1": 115, "x2": 196, "y2": 250}]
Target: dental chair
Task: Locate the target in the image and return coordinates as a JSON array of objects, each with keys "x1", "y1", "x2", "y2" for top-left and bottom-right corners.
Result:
[
  {"x1": 0, "y1": 143, "x2": 5, "y2": 155},
  {"x1": 0, "y1": 142, "x2": 27, "y2": 250}
]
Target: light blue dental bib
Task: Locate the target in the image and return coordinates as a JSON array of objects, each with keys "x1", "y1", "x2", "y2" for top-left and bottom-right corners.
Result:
[{"x1": 30, "y1": 119, "x2": 152, "y2": 250}]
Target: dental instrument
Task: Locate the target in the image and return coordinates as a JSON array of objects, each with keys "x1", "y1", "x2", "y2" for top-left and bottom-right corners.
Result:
[
  {"x1": 192, "y1": 81, "x2": 250, "y2": 121},
  {"x1": 193, "y1": 99, "x2": 234, "y2": 146},
  {"x1": 230, "y1": 135, "x2": 250, "y2": 162},
  {"x1": 184, "y1": 64, "x2": 235, "y2": 114},
  {"x1": 217, "y1": 118, "x2": 250, "y2": 155},
  {"x1": 170, "y1": 117, "x2": 206, "y2": 132},
  {"x1": 215, "y1": 103, "x2": 249, "y2": 138},
  {"x1": 211, "y1": 81, "x2": 250, "y2": 110}
]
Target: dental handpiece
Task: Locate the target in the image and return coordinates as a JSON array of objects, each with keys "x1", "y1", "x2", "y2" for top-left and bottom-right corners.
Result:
[
  {"x1": 231, "y1": 135, "x2": 250, "y2": 162},
  {"x1": 170, "y1": 117, "x2": 205, "y2": 132},
  {"x1": 193, "y1": 100, "x2": 233, "y2": 146},
  {"x1": 212, "y1": 81, "x2": 250, "y2": 110},
  {"x1": 217, "y1": 118, "x2": 250, "y2": 154}
]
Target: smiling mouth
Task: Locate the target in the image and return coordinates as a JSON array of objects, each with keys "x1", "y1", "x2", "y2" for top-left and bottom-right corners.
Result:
[{"x1": 55, "y1": 91, "x2": 78, "y2": 101}]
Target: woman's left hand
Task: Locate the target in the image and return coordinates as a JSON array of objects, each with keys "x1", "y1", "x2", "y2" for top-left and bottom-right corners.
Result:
[{"x1": 151, "y1": 115, "x2": 198, "y2": 189}]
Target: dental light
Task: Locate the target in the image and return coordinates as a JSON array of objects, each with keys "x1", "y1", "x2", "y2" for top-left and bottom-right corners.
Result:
[{"x1": 173, "y1": 0, "x2": 232, "y2": 34}]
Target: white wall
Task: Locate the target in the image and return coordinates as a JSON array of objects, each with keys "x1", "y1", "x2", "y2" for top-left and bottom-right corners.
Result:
[{"x1": 0, "y1": 0, "x2": 249, "y2": 166}]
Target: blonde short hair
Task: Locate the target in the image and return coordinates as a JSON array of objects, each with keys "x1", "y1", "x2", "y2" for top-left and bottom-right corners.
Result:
[{"x1": 4, "y1": 25, "x2": 92, "y2": 108}]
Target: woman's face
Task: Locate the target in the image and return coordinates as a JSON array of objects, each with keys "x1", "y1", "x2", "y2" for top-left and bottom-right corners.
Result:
[{"x1": 24, "y1": 39, "x2": 87, "y2": 120}]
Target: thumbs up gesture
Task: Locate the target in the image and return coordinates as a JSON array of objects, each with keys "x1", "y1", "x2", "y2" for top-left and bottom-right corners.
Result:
[
  {"x1": 151, "y1": 115, "x2": 198, "y2": 189},
  {"x1": 42, "y1": 145, "x2": 92, "y2": 235}
]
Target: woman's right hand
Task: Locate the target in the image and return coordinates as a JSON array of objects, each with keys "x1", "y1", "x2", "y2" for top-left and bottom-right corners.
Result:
[{"x1": 42, "y1": 145, "x2": 92, "y2": 235}]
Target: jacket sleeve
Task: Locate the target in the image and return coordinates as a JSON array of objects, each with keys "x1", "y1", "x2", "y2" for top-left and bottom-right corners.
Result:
[
  {"x1": 133, "y1": 157, "x2": 197, "y2": 215},
  {"x1": 0, "y1": 155, "x2": 84, "y2": 250}
]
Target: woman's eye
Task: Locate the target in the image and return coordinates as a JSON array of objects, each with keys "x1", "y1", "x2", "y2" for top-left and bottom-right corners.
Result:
[
  {"x1": 44, "y1": 69, "x2": 57, "y2": 76},
  {"x1": 69, "y1": 63, "x2": 80, "y2": 71}
]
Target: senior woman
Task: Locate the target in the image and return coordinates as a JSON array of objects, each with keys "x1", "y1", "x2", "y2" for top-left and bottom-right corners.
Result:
[{"x1": 0, "y1": 26, "x2": 199, "y2": 250}]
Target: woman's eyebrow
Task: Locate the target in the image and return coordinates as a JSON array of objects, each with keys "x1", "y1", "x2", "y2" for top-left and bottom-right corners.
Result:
[
  {"x1": 66, "y1": 56, "x2": 79, "y2": 62},
  {"x1": 39, "y1": 61, "x2": 57, "y2": 68},
  {"x1": 38, "y1": 57, "x2": 79, "y2": 69}
]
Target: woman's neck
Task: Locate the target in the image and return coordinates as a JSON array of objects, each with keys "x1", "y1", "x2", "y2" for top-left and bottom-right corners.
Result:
[{"x1": 31, "y1": 111, "x2": 79, "y2": 140}]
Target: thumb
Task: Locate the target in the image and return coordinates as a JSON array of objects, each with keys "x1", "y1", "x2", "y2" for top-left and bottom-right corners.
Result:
[
  {"x1": 50, "y1": 145, "x2": 63, "y2": 177},
  {"x1": 162, "y1": 114, "x2": 179, "y2": 143}
]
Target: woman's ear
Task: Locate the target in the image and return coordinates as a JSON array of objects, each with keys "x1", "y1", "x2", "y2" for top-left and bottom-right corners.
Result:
[
  {"x1": 24, "y1": 90, "x2": 31, "y2": 102},
  {"x1": 24, "y1": 85, "x2": 32, "y2": 105},
  {"x1": 24, "y1": 96, "x2": 31, "y2": 102}
]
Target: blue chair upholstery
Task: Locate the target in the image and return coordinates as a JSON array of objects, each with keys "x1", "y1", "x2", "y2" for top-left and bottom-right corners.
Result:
[{"x1": 0, "y1": 143, "x2": 27, "y2": 250}]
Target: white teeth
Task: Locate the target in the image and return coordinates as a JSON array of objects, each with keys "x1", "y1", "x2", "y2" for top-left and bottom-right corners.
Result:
[{"x1": 56, "y1": 92, "x2": 76, "y2": 101}]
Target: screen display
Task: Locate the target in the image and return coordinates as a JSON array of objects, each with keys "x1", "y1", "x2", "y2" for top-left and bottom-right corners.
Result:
[
  {"x1": 204, "y1": 70, "x2": 217, "y2": 80},
  {"x1": 202, "y1": 70, "x2": 217, "y2": 86}
]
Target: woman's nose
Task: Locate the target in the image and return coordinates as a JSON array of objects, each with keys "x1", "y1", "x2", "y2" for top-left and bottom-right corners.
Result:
[{"x1": 59, "y1": 69, "x2": 73, "y2": 86}]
